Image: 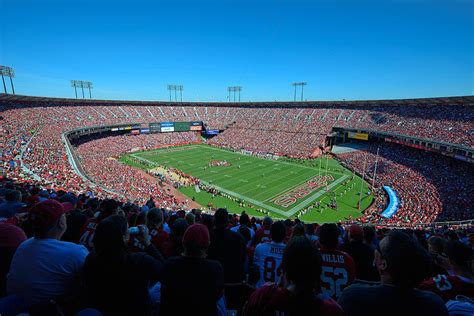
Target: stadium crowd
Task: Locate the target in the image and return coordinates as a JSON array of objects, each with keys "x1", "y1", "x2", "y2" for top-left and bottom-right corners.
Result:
[
  {"x1": 0, "y1": 178, "x2": 473, "y2": 315},
  {"x1": 1, "y1": 99, "x2": 473, "y2": 226},
  {"x1": 336, "y1": 143, "x2": 474, "y2": 224},
  {"x1": 73, "y1": 132, "x2": 199, "y2": 204}
]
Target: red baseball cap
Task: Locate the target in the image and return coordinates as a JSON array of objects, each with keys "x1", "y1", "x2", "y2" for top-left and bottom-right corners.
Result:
[
  {"x1": 182, "y1": 223, "x2": 210, "y2": 249},
  {"x1": 0, "y1": 223, "x2": 27, "y2": 248},
  {"x1": 348, "y1": 224, "x2": 364, "y2": 241},
  {"x1": 30, "y1": 199, "x2": 71, "y2": 229}
]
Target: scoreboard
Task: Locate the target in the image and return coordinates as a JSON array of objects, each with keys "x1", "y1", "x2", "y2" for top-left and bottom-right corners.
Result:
[
  {"x1": 174, "y1": 122, "x2": 190, "y2": 132},
  {"x1": 147, "y1": 121, "x2": 202, "y2": 133}
]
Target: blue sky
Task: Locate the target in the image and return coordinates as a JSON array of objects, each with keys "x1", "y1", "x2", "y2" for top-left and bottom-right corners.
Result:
[{"x1": 0, "y1": 0, "x2": 472, "y2": 101}]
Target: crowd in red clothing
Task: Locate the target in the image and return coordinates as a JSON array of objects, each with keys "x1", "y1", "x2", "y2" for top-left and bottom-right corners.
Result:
[
  {"x1": 74, "y1": 132, "x2": 199, "y2": 204},
  {"x1": 336, "y1": 143, "x2": 474, "y2": 224},
  {"x1": 0, "y1": 177, "x2": 472, "y2": 315},
  {"x1": 1, "y1": 100, "x2": 473, "y2": 226}
]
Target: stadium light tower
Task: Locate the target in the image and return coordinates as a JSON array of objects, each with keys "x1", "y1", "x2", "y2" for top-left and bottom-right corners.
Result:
[
  {"x1": 228, "y1": 86, "x2": 242, "y2": 102},
  {"x1": 176, "y1": 85, "x2": 183, "y2": 102},
  {"x1": 168, "y1": 84, "x2": 182, "y2": 102},
  {"x1": 236, "y1": 86, "x2": 242, "y2": 102},
  {"x1": 167, "y1": 85, "x2": 173, "y2": 102},
  {"x1": 292, "y1": 82, "x2": 307, "y2": 101},
  {"x1": 0, "y1": 66, "x2": 15, "y2": 94},
  {"x1": 71, "y1": 80, "x2": 92, "y2": 99},
  {"x1": 71, "y1": 80, "x2": 79, "y2": 98},
  {"x1": 84, "y1": 81, "x2": 93, "y2": 99}
]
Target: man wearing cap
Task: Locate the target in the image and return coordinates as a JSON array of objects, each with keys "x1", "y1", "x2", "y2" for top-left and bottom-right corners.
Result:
[
  {"x1": 7, "y1": 199, "x2": 89, "y2": 306},
  {"x1": 160, "y1": 223, "x2": 224, "y2": 315},
  {"x1": 341, "y1": 224, "x2": 379, "y2": 281}
]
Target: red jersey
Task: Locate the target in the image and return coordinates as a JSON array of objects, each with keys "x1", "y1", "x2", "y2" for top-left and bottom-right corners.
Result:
[
  {"x1": 319, "y1": 248, "x2": 356, "y2": 300},
  {"x1": 129, "y1": 227, "x2": 169, "y2": 253},
  {"x1": 244, "y1": 284, "x2": 344, "y2": 316},
  {"x1": 420, "y1": 274, "x2": 474, "y2": 302},
  {"x1": 254, "y1": 226, "x2": 271, "y2": 245},
  {"x1": 79, "y1": 218, "x2": 99, "y2": 250}
]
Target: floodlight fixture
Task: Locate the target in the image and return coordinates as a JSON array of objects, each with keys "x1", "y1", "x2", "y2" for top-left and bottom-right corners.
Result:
[
  {"x1": 83, "y1": 81, "x2": 93, "y2": 99},
  {"x1": 0, "y1": 65, "x2": 15, "y2": 94},
  {"x1": 176, "y1": 85, "x2": 184, "y2": 102},
  {"x1": 228, "y1": 86, "x2": 242, "y2": 102},
  {"x1": 167, "y1": 85, "x2": 175, "y2": 102},
  {"x1": 292, "y1": 82, "x2": 307, "y2": 101},
  {"x1": 167, "y1": 84, "x2": 183, "y2": 102},
  {"x1": 71, "y1": 80, "x2": 81, "y2": 98},
  {"x1": 71, "y1": 80, "x2": 93, "y2": 99}
]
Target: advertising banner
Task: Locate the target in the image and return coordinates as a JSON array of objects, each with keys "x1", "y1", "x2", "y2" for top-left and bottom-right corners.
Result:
[
  {"x1": 161, "y1": 126, "x2": 175, "y2": 132},
  {"x1": 348, "y1": 132, "x2": 369, "y2": 140},
  {"x1": 381, "y1": 186, "x2": 400, "y2": 219}
]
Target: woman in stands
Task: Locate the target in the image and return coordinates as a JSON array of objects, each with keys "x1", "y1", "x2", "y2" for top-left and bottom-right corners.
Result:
[
  {"x1": 82, "y1": 215, "x2": 163, "y2": 316},
  {"x1": 243, "y1": 236, "x2": 344, "y2": 316}
]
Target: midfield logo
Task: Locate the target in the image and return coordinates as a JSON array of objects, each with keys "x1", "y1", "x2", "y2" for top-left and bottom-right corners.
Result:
[{"x1": 271, "y1": 175, "x2": 334, "y2": 208}]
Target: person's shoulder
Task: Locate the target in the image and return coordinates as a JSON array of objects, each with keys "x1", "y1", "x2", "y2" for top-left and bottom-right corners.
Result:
[
  {"x1": 57, "y1": 240, "x2": 89, "y2": 257},
  {"x1": 251, "y1": 283, "x2": 281, "y2": 300},
  {"x1": 318, "y1": 294, "x2": 345, "y2": 316},
  {"x1": 205, "y1": 258, "x2": 224, "y2": 272},
  {"x1": 412, "y1": 288, "x2": 449, "y2": 314},
  {"x1": 413, "y1": 287, "x2": 448, "y2": 303},
  {"x1": 13, "y1": 237, "x2": 34, "y2": 253},
  {"x1": 128, "y1": 250, "x2": 160, "y2": 266},
  {"x1": 254, "y1": 241, "x2": 269, "y2": 253},
  {"x1": 164, "y1": 255, "x2": 183, "y2": 266},
  {"x1": 341, "y1": 283, "x2": 381, "y2": 297}
]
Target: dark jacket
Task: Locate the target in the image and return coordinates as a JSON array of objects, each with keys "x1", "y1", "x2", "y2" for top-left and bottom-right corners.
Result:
[
  {"x1": 82, "y1": 244, "x2": 163, "y2": 316},
  {"x1": 341, "y1": 240, "x2": 379, "y2": 281},
  {"x1": 160, "y1": 256, "x2": 224, "y2": 316},
  {"x1": 208, "y1": 227, "x2": 247, "y2": 283}
]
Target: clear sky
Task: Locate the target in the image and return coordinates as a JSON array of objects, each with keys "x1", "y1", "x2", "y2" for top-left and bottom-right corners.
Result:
[{"x1": 0, "y1": 0, "x2": 472, "y2": 102}]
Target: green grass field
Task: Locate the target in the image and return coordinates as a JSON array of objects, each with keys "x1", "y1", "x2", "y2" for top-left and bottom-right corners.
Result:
[{"x1": 120, "y1": 144, "x2": 373, "y2": 223}]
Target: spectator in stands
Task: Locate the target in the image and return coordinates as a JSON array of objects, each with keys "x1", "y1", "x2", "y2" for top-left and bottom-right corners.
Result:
[
  {"x1": 208, "y1": 208, "x2": 248, "y2": 312},
  {"x1": 253, "y1": 221, "x2": 287, "y2": 288},
  {"x1": 129, "y1": 208, "x2": 169, "y2": 253},
  {"x1": 0, "y1": 223, "x2": 26, "y2": 297},
  {"x1": 185, "y1": 212, "x2": 196, "y2": 226},
  {"x1": 420, "y1": 240, "x2": 474, "y2": 301},
  {"x1": 79, "y1": 198, "x2": 118, "y2": 250},
  {"x1": 319, "y1": 223, "x2": 356, "y2": 300},
  {"x1": 427, "y1": 236, "x2": 448, "y2": 276},
  {"x1": 244, "y1": 237, "x2": 344, "y2": 315},
  {"x1": 341, "y1": 224, "x2": 379, "y2": 281},
  {"x1": 208, "y1": 209, "x2": 247, "y2": 283},
  {"x1": 254, "y1": 216, "x2": 272, "y2": 245},
  {"x1": 338, "y1": 230, "x2": 448, "y2": 316},
  {"x1": 62, "y1": 205, "x2": 88, "y2": 243},
  {"x1": 363, "y1": 225, "x2": 377, "y2": 251},
  {"x1": 231, "y1": 212, "x2": 255, "y2": 247},
  {"x1": 305, "y1": 223, "x2": 319, "y2": 244},
  {"x1": 82, "y1": 215, "x2": 163, "y2": 316},
  {"x1": 161, "y1": 218, "x2": 188, "y2": 258},
  {"x1": 160, "y1": 223, "x2": 224, "y2": 315},
  {"x1": 291, "y1": 223, "x2": 305, "y2": 240},
  {"x1": 146, "y1": 208, "x2": 169, "y2": 252},
  {"x1": 0, "y1": 190, "x2": 24, "y2": 219},
  {"x1": 7, "y1": 200, "x2": 88, "y2": 307}
]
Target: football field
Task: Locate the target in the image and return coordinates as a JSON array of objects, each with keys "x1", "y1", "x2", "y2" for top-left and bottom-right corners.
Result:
[{"x1": 120, "y1": 144, "x2": 373, "y2": 223}]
